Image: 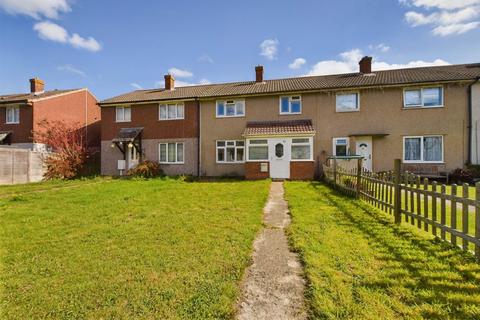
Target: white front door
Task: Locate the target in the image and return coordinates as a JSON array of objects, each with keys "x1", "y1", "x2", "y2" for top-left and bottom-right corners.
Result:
[
  {"x1": 127, "y1": 145, "x2": 140, "y2": 169},
  {"x1": 269, "y1": 138, "x2": 290, "y2": 179},
  {"x1": 355, "y1": 136, "x2": 372, "y2": 171}
]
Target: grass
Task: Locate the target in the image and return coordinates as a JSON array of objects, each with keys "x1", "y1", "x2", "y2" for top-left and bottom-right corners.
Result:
[
  {"x1": 0, "y1": 178, "x2": 269, "y2": 319},
  {"x1": 285, "y1": 181, "x2": 480, "y2": 320}
]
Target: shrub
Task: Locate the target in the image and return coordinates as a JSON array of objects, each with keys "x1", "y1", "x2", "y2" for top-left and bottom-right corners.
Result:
[
  {"x1": 128, "y1": 161, "x2": 163, "y2": 178},
  {"x1": 449, "y1": 168, "x2": 473, "y2": 184}
]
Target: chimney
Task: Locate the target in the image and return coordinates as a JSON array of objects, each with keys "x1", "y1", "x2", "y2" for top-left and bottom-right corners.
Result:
[
  {"x1": 164, "y1": 74, "x2": 175, "y2": 90},
  {"x1": 359, "y1": 56, "x2": 372, "y2": 74},
  {"x1": 30, "y1": 78, "x2": 45, "y2": 94},
  {"x1": 255, "y1": 65, "x2": 264, "y2": 83}
]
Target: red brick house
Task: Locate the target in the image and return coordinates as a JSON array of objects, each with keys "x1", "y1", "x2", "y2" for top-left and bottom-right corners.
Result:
[{"x1": 0, "y1": 78, "x2": 100, "y2": 150}]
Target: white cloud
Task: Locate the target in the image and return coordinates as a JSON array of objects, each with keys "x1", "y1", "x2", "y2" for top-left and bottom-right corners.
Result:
[
  {"x1": 0, "y1": 0, "x2": 70, "y2": 19},
  {"x1": 369, "y1": 43, "x2": 390, "y2": 52},
  {"x1": 168, "y1": 67, "x2": 193, "y2": 78},
  {"x1": 33, "y1": 21, "x2": 102, "y2": 52},
  {"x1": 69, "y1": 33, "x2": 101, "y2": 52},
  {"x1": 130, "y1": 83, "x2": 143, "y2": 90},
  {"x1": 33, "y1": 20, "x2": 68, "y2": 42},
  {"x1": 289, "y1": 58, "x2": 306, "y2": 70},
  {"x1": 401, "y1": 0, "x2": 480, "y2": 35},
  {"x1": 155, "y1": 78, "x2": 211, "y2": 88},
  {"x1": 260, "y1": 39, "x2": 279, "y2": 60},
  {"x1": 57, "y1": 64, "x2": 86, "y2": 77},
  {"x1": 306, "y1": 48, "x2": 449, "y2": 76},
  {"x1": 198, "y1": 54, "x2": 214, "y2": 64}
]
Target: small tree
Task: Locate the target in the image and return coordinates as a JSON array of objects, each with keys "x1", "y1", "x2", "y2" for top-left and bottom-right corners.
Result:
[{"x1": 34, "y1": 120, "x2": 90, "y2": 180}]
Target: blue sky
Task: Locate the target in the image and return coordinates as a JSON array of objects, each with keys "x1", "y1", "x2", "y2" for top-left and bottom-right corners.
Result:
[{"x1": 1, "y1": 0, "x2": 479, "y2": 100}]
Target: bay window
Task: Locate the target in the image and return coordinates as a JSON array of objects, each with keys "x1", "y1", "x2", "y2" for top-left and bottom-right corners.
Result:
[
  {"x1": 291, "y1": 138, "x2": 312, "y2": 160},
  {"x1": 403, "y1": 136, "x2": 443, "y2": 163},
  {"x1": 247, "y1": 140, "x2": 269, "y2": 161},
  {"x1": 404, "y1": 87, "x2": 443, "y2": 108},
  {"x1": 216, "y1": 100, "x2": 245, "y2": 117},
  {"x1": 159, "y1": 142, "x2": 184, "y2": 164},
  {"x1": 216, "y1": 140, "x2": 244, "y2": 163}
]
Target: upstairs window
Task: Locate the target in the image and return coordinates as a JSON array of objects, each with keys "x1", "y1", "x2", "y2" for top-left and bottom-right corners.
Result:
[
  {"x1": 404, "y1": 87, "x2": 443, "y2": 108},
  {"x1": 333, "y1": 137, "x2": 349, "y2": 156},
  {"x1": 247, "y1": 139, "x2": 269, "y2": 161},
  {"x1": 116, "y1": 106, "x2": 131, "y2": 122},
  {"x1": 216, "y1": 140, "x2": 245, "y2": 163},
  {"x1": 291, "y1": 138, "x2": 312, "y2": 160},
  {"x1": 216, "y1": 100, "x2": 245, "y2": 117},
  {"x1": 336, "y1": 93, "x2": 359, "y2": 112},
  {"x1": 159, "y1": 103, "x2": 184, "y2": 120},
  {"x1": 6, "y1": 106, "x2": 20, "y2": 124},
  {"x1": 280, "y1": 96, "x2": 302, "y2": 114}
]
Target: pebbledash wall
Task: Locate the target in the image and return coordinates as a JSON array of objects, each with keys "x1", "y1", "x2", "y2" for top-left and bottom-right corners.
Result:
[
  {"x1": 199, "y1": 82, "x2": 472, "y2": 177},
  {"x1": 100, "y1": 101, "x2": 199, "y2": 176}
]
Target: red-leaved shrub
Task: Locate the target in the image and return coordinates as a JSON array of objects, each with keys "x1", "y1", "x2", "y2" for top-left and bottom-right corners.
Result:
[
  {"x1": 128, "y1": 160, "x2": 162, "y2": 178},
  {"x1": 34, "y1": 120, "x2": 91, "y2": 180}
]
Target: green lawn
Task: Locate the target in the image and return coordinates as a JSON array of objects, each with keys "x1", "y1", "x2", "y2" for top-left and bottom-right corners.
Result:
[
  {"x1": 0, "y1": 178, "x2": 269, "y2": 319},
  {"x1": 286, "y1": 181, "x2": 480, "y2": 320}
]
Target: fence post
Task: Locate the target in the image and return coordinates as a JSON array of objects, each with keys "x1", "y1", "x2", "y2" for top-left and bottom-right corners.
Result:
[
  {"x1": 356, "y1": 158, "x2": 362, "y2": 199},
  {"x1": 333, "y1": 157, "x2": 337, "y2": 188},
  {"x1": 394, "y1": 159, "x2": 402, "y2": 224}
]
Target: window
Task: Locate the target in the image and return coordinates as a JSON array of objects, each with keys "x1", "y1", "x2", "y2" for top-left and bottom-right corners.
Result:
[
  {"x1": 404, "y1": 87, "x2": 443, "y2": 108},
  {"x1": 291, "y1": 138, "x2": 312, "y2": 160},
  {"x1": 6, "y1": 106, "x2": 20, "y2": 124},
  {"x1": 333, "y1": 137, "x2": 349, "y2": 156},
  {"x1": 247, "y1": 139, "x2": 268, "y2": 161},
  {"x1": 336, "y1": 93, "x2": 359, "y2": 112},
  {"x1": 403, "y1": 136, "x2": 443, "y2": 163},
  {"x1": 280, "y1": 96, "x2": 302, "y2": 114},
  {"x1": 116, "y1": 106, "x2": 131, "y2": 122},
  {"x1": 216, "y1": 140, "x2": 244, "y2": 163},
  {"x1": 159, "y1": 142, "x2": 184, "y2": 164},
  {"x1": 216, "y1": 100, "x2": 245, "y2": 117},
  {"x1": 159, "y1": 103, "x2": 184, "y2": 120}
]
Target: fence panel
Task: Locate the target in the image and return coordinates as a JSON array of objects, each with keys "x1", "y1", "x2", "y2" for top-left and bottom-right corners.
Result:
[{"x1": 0, "y1": 148, "x2": 47, "y2": 185}]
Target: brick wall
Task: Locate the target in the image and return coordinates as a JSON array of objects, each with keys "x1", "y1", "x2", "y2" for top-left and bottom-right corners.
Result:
[
  {"x1": 245, "y1": 162, "x2": 269, "y2": 180},
  {"x1": 290, "y1": 161, "x2": 315, "y2": 180}
]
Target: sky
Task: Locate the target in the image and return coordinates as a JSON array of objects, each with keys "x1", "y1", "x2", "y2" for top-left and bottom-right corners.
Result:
[{"x1": 0, "y1": 0, "x2": 480, "y2": 100}]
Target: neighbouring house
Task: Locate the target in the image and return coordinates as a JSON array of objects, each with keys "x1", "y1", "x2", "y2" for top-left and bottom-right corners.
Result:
[
  {"x1": 0, "y1": 78, "x2": 101, "y2": 151},
  {"x1": 99, "y1": 58, "x2": 480, "y2": 180}
]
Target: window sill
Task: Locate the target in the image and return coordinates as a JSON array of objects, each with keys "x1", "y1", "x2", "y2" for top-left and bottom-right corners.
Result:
[
  {"x1": 336, "y1": 109, "x2": 360, "y2": 113},
  {"x1": 5, "y1": 122, "x2": 19, "y2": 125},
  {"x1": 159, "y1": 162, "x2": 185, "y2": 165},
  {"x1": 279, "y1": 112, "x2": 302, "y2": 116},
  {"x1": 158, "y1": 118, "x2": 185, "y2": 121},
  {"x1": 215, "y1": 115, "x2": 245, "y2": 119},
  {"x1": 116, "y1": 120, "x2": 131, "y2": 123},
  {"x1": 291, "y1": 159, "x2": 314, "y2": 162},
  {"x1": 246, "y1": 159, "x2": 269, "y2": 162},
  {"x1": 402, "y1": 105, "x2": 444, "y2": 110},
  {"x1": 402, "y1": 161, "x2": 445, "y2": 164},
  {"x1": 216, "y1": 161, "x2": 245, "y2": 164}
]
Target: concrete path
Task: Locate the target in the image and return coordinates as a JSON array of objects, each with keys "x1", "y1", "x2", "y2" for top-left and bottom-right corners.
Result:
[{"x1": 237, "y1": 181, "x2": 307, "y2": 320}]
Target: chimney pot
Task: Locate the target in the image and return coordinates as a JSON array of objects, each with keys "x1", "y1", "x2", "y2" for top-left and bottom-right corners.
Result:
[
  {"x1": 30, "y1": 78, "x2": 45, "y2": 94},
  {"x1": 164, "y1": 74, "x2": 175, "y2": 90},
  {"x1": 255, "y1": 65, "x2": 264, "y2": 83},
  {"x1": 359, "y1": 56, "x2": 372, "y2": 74}
]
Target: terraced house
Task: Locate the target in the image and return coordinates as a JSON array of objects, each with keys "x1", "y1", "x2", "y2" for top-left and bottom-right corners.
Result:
[{"x1": 99, "y1": 57, "x2": 480, "y2": 179}]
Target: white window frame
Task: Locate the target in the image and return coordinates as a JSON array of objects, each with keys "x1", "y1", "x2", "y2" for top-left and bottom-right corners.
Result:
[
  {"x1": 279, "y1": 95, "x2": 302, "y2": 115},
  {"x1": 403, "y1": 135, "x2": 444, "y2": 163},
  {"x1": 333, "y1": 137, "x2": 350, "y2": 156},
  {"x1": 216, "y1": 100, "x2": 245, "y2": 118},
  {"x1": 403, "y1": 86, "x2": 444, "y2": 109},
  {"x1": 216, "y1": 140, "x2": 245, "y2": 163},
  {"x1": 159, "y1": 103, "x2": 185, "y2": 120},
  {"x1": 116, "y1": 106, "x2": 131, "y2": 123},
  {"x1": 291, "y1": 137, "x2": 313, "y2": 161},
  {"x1": 159, "y1": 142, "x2": 184, "y2": 164},
  {"x1": 336, "y1": 92, "x2": 360, "y2": 112},
  {"x1": 5, "y1": 106, "x2": 20, "y2": 124},
  {"x1": 246, "y1": 139, "x2": 269, "y2": 162}
]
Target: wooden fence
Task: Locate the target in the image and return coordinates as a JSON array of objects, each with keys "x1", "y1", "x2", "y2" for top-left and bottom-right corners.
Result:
[{"x1": 323, "y1": 158, "x2": 480, "y2": 259}]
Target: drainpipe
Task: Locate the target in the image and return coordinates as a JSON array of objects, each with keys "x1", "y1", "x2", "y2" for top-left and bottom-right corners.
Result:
[
  {"x1": 467, "y1": 77, "x2": 480, "y2": 165},
  {"x1": 196, "y1": 98, "x2": 201, "y2": 177}
]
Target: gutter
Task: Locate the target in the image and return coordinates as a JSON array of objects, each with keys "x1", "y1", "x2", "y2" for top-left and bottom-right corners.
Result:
[{"x1": 467, "y1": 77, "x2": 480, "y2": 165}]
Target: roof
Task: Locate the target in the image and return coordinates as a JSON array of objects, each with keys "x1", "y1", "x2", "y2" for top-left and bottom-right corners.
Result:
[
  {"x1": 243, "y1": 120, "x2": 315, "y2": 137},
  {"x1": 0, "y1": 89, "x2": 82, "y2": 105},
  {"x1": 112, "y1": 127, "x2": 144, "y2": 142},
  {"x1": 100, "y1": 63, "x2": 480, "y2": 105}
]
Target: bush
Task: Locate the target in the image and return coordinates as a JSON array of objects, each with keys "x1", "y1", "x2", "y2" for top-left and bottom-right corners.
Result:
[
  {"x1": 128, "y1": 161, "x2": 163, "y2": 178},
  {"x1": 449, "y1": 168, "x2": 473, "y2": 184}
]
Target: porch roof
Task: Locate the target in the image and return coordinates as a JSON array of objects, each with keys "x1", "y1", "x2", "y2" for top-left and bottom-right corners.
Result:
[
  {"x1": 243, "y1": 120, "x2": 315, "y2": 137},
  {"x1": 0, "y1": 131, "x2": 12, "y2": 144},
  {"x1": 112, "y1": 127, "x2": 143, "y2": 143}
]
